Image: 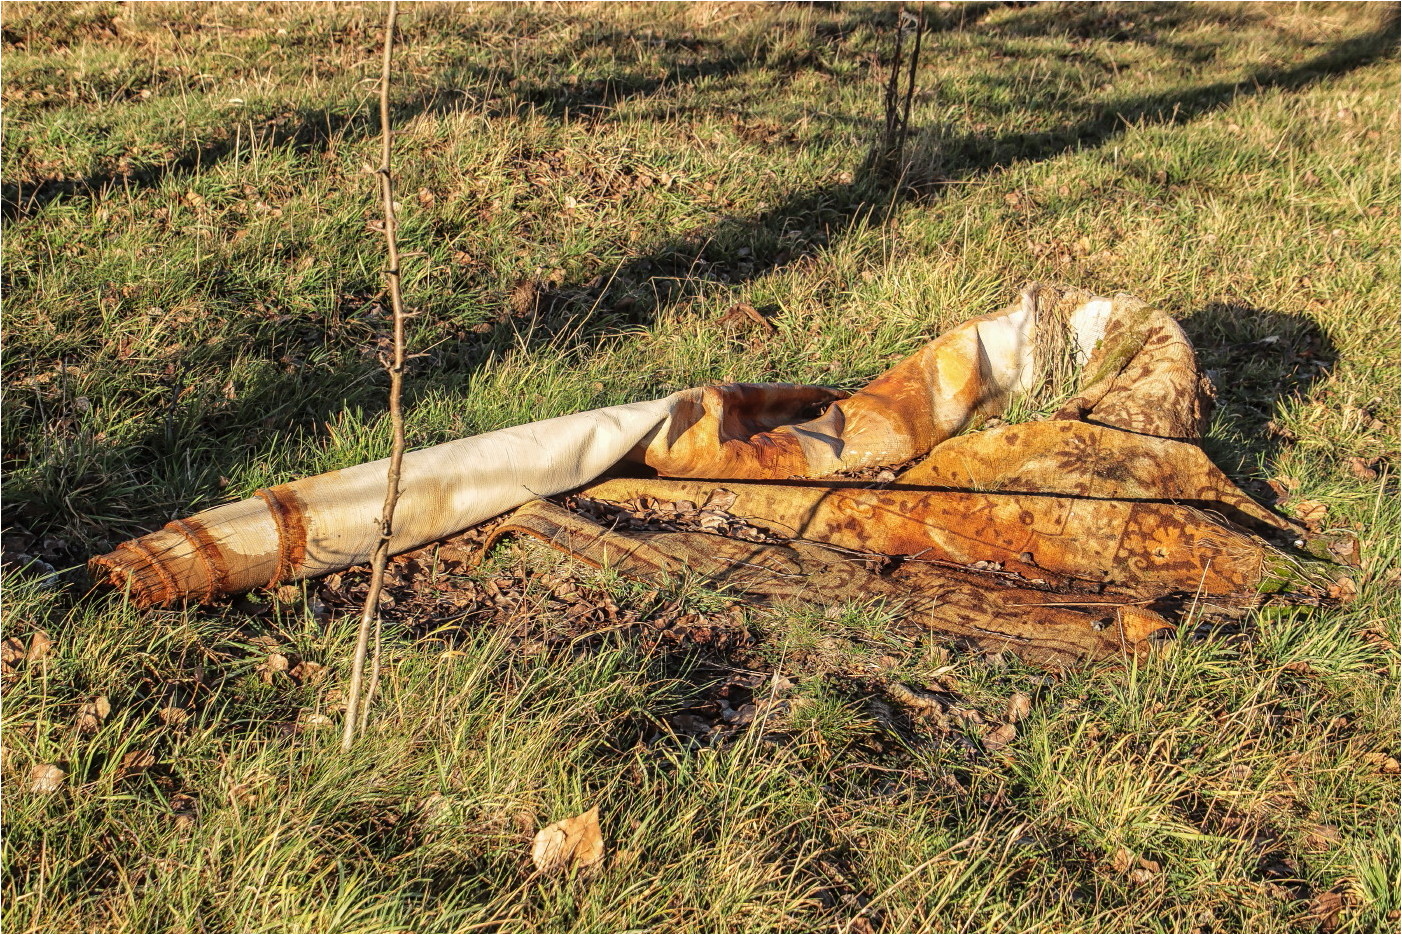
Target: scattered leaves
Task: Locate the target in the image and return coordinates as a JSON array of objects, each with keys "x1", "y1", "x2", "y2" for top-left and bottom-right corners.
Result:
[
  {"x1": 4, "y1": 630, "x2": 53, "y2": 668},
  {"x1": 1303, "y1": 886, "x2": 1349, "y2": 932},
  {"x1": 1345, "y1": 455, "x2": 1381, "y2": 480},
  {"x1": 289, "y1": 660, "x2": 328, "y2": 685},
  {"x1": 257, "y1": 652, "x2": 290, "y2": 684},
  {"x1": 508, "y1": 279, "x2": 540, "y2": 318},
  {"x1": 1303, "y1": 823, "x2": 1343, "y2": 851},
  {"x1": 1110, "y1": 847, "x2": 1162, "y2": 885},
  {"x1": 158, "y1": 702, "x2": 189, "y2": 726},
  {"x1": 75, "y1": 695, "x2": 111, "y2": 733},
  {"x1": 713, "y1": 302, "x2": 776, "y2": 334},
  {"x1": 170, "y1": 793, "x2": 198, "y2": 830},
  {"x1": 25, "y1": 630, "x2": 53, "y2": 661},
  {"x1": 1361, "y1": 751, "x2": 1400, "y2": 775},
  {"x1": 297, "y1": 711, "x2": 334, "y2": 731},
  {"x1": 1328, "y1": 575, "x2": 1357, "y2": 602}
]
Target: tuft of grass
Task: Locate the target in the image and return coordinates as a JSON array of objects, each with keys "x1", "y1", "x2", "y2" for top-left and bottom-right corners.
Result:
[{"x1": 3, "y1": 2, "x2": 1398, "y2": 932}]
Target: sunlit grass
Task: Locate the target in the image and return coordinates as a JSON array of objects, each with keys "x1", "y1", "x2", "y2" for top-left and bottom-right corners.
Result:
[{"x1": 2, "y1": 2, "x2": 1397, "y2": 932}]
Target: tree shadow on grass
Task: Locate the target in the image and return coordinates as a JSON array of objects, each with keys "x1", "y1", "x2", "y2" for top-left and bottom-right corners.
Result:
[
  {"x1": 436, "y1": 4, "x2": 1396, "y2": 377},
  {"x1": 0, "y1": 2, "x2": 1066, "y2": 222},
  {"x1": 0, "y1": 5, "x2": 897, "y2": 222}
]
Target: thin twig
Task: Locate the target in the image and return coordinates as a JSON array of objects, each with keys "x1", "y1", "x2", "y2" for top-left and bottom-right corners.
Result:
[{"x1": 343, "y1": 0, "x2": 407, "y2": 753}]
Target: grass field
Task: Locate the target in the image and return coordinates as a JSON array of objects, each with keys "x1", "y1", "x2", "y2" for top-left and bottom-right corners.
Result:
[{"x1": 2, "y1": 2, "x2": 1399, "y2": 932}]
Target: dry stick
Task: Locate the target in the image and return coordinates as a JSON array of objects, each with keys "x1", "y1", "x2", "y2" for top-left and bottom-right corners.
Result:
[{"x1": 343, "y1": 0, "x2": 407, "y2": 753}]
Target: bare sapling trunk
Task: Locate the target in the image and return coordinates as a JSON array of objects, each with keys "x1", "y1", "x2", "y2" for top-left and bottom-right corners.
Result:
[
  {"x1": 343, "y1": 0, "x2": 407, "y2": 752},
  {"x1": 869, "y1": 4, "x2": 926, "y2": 191}
]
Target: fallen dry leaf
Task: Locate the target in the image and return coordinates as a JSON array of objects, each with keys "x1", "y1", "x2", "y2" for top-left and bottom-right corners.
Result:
[
  {"x1": 1127, "y1": 865, "x2": 1159, "y2": 885},
  {"x1": 228, "y1": 771, "x2": 273, "y2": 805},
  {"x1": 1326, "y1": 532, "x2": 1362, "y2": 567},
  {"x1": 1006, "y1": 691, "x2": 1032, "y2": 723},
  {"x1": 117, "y1": 749, "x2": 156, "y2": 778},
  {"x1": 258, "y1": 652, "x2": 290, "y2": 684},
  {"x1": 159, "y1": 703, "x2": 189, "y2": 726},
  {"x1": 1328, "y1": 576, "x2": 1357, "y2": 601},
  {"x1": 702, "y1": 487, "x2": 738, "y2": 513},
  {"x1": 297, "y1": 711, "x2": 334, "y2": 731},
  {"x1": 0, "y1": 637, "x2": 24, "y2": 667},
  {"x1": 1303, "y1": 823, "x2": 1343, "y2": 851},
  {"x1": 984, "y1": 722, "x2": 1017, "y2": 750},
  {"x1": 289, "y1": 660, "x2": 327, "y2": 685},
  {"x1": 713, "y1": 302, "x2": 776, "y2": 334},
  {"x1": 531, "y1": 806, "x2": 605, "y2": 875},
  {"x1": 75, "y1": 695, "x2": 111, "y2": 733},
  {"x1": 509, "y1": 279, "x2": 540, "y2": 317},
  {"x1": 1291, "y1": 499, "x2": 1329, "y2": 529},
  {"x1": 885, "y1": 681, "x2": 948, "y2": 717},
  {"x1": 1361, "y1": 751, "x2": 1401, "y2": 775},
  {"x1": 1222, "y1": 762, "x2": 1252, "y2": 781},
  {"x1": 1110, "y1": 846, "x2": 1134, "y2": 873},
  {"x1": 29, "y1": 763, "x2": 65, "y2": 794},
  {"x1": 1345, "y1": 456, "x2": 1380, "y2": 481},
  {"x1": 170, "y1": 792, "x2": 198, "y2": 830},
  {"x1": 1109, "y1": 847, "x2": 1161, "y2": 883},
  {"x1": 1304, "y1": 886, "x2": 1349, "y2": 932},
  {"x1": 25, "y1": 630, "x2": 53, "y2": 662}
]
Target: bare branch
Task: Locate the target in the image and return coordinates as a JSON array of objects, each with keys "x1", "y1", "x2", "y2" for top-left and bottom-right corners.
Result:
[{"x1": 343, "y1": 0, "x2": 407, "y2": 753}]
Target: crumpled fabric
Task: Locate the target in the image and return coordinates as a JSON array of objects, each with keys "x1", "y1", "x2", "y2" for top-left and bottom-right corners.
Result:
[
  {"x1": 92, "y1": 283, "x2": 1344, "y2": 663},
  {"x1": 486, "y1": 286, "x2": 1342, "y2": 666}
]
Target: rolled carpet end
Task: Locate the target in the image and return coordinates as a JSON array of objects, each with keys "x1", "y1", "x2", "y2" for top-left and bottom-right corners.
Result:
[
  {"x1": 88, "y1": 537, "x2": 184, "y2": 608},
  {"x1": 89, "y1": 497, "x2": 285, "y2": 607}
]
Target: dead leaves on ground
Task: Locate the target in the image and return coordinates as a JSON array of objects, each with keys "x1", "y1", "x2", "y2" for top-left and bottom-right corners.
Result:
[
  {"x1": 1005, "y1": 691, "x2": 1032, "y2": 723},
  {"x1": 28, "y1": 762, "x2": 66, "y2": 794},
  {"x1": 116, "y1": 748, "x2": 157, "y2": 780},
  {"x1": 75, "y1": 695, "x2": 111, "y2": 733},
  {"x1": 1301, "y1": 885, "x2": 1351, "y2": 933},
  {"x1": 1360, "y1": 751, "x2": 1401, "y2": 775},
  {"x1": 2, "y1": 629, "x2": 53, "y2": 682},
  {"x1": 531, "y1": 806, "x2": 605, "y2": 876},
  {"x1": 1289, "y1": 499, "x2": 1330, "y2": 530},
  {"x1": 1108, "y1": 846, "x2": 1163, "y2": 886},
  {"x1": 256, "y1": 651, "x2": 290, "y2": 684},
  {"x1": 883, "y1": 679, "x2": 1026, "y2": 752},
  {"x1": 713, "y1": 301, "x2": 776, "y2": 335},
  {"x1": 1344, "y1": 455, "x2": 1384, "y2": 481}
]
